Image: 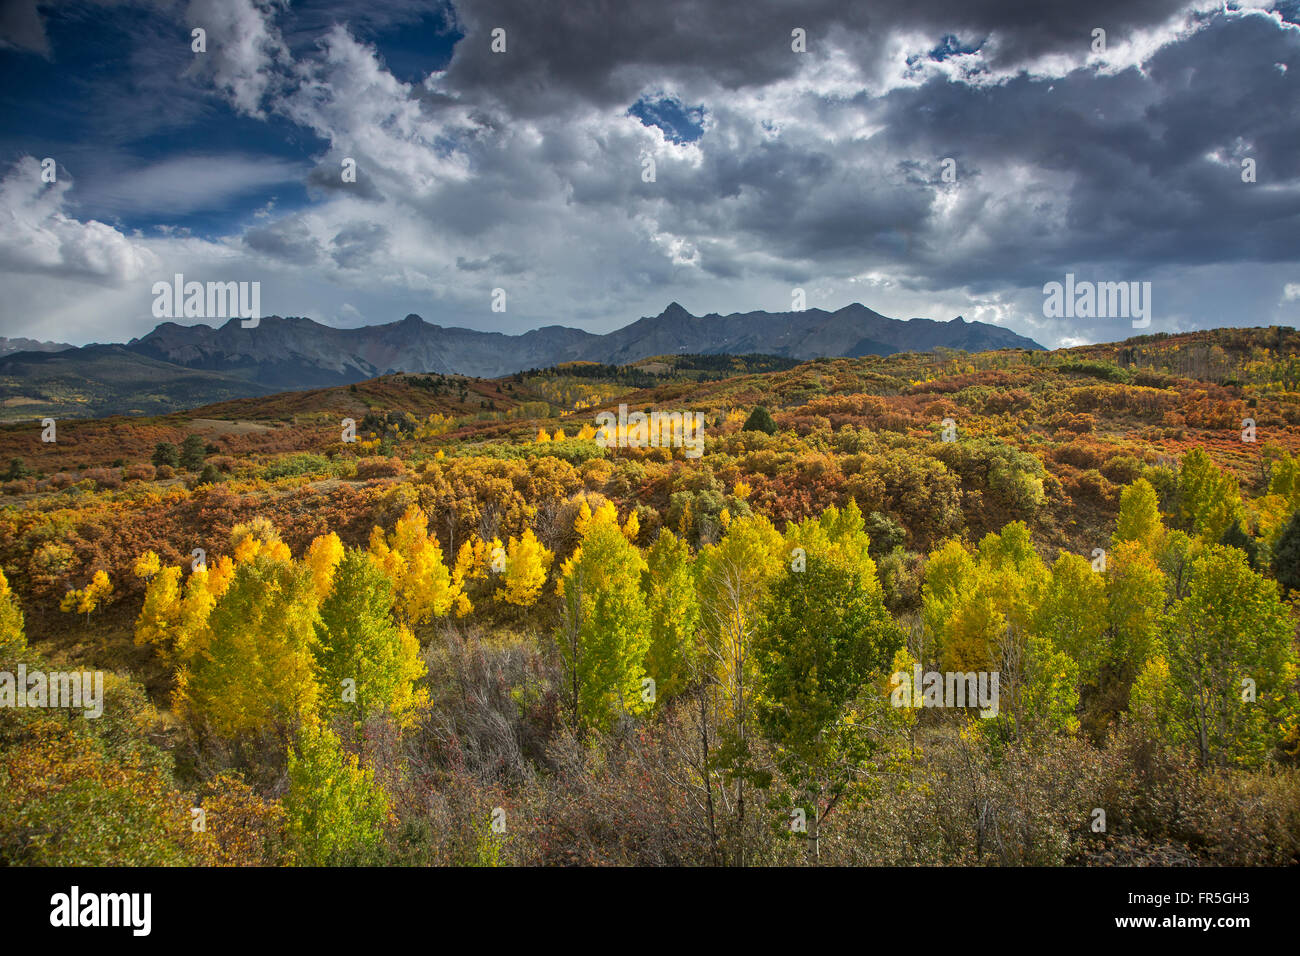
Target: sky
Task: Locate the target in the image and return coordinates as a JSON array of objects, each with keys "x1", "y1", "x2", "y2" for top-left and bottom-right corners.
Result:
[{"x1": 1, "y1": 0, "x2": 1298, "y2": 350}]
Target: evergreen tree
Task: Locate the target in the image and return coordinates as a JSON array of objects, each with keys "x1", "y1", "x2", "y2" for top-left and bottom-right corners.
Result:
[
  {"x1": 179, "y1": 434, "x2": 208, "y2": 471},
  {"x1": 1272, "y1": 511, "x2": 1300, "y2": 595},
  {"x1": 151, "y1": 442, "x2": 179, "y2": 469},
  {"x1": 742, "y1": 406, "x2": 778, "y2": 435}
]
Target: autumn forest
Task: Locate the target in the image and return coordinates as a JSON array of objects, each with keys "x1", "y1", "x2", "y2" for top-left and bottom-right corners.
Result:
[{"x1": 2, "y1": 328, "x2": 1299, "y2": 867}]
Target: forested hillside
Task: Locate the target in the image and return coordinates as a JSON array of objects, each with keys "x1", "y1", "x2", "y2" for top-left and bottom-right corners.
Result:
[{"x1": 2, "y1": 327, "x2": 1298, "y2": 866}]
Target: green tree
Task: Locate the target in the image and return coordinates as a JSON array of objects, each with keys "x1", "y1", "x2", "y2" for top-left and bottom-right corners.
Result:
[
  {"x1": 983, "y1": 632, "x2": 1080, "y2": 746},
  {"x1": 313, "y1": 549, "x2": 428, "y2": 728},
  {"x1": 1169, "y1": 546, "x2": 1299, "y2": 767},
  {"x1": 1220, "y1": 519, "x2": 1259, "y2": 568},
  {"x1": 1113, "y1": 477, "x2": 1164, "y2": 552},
  {"x1": 283, "y1": 725, "x2": 391, "y2": 865},
  {"x1": 1268, "y1": 450, "x2": 1300, "y2": 513},
  {"x1": 642, "y1": 530, "x2": 700, "y2": 704},
  {"x1": 742, "y1": 406, "x2": 778, "y2": 435},
  {"x1": 1177, "y1": 448, "x2": 1242, "y2": 541},
  {"x1": 784, "y1": 499, "x2": 876, "y2": 585},
  {"x1": 180, "y1": 434, "x2": 208, "y2": 471},
  {"x1": 2, "y1": 458, "x2": 31, "y2": 481},
  {"x1": 922, "y1": 524, "x2": 1045, "y2": 674},
  {"x1": 1102, "y1": 540, "x2": 1167, "y2": 702},
  {"x1": 1032, "y1": 553, "x2": 1106, "y2": 682},
  {"x1": 151, "y1": 442, "x2": 179, "y2": 469},
  {"x1": 555, "y1": 514, "x2": 652, "y2": 731},
  {"x1": 696, "y1": 513, "x2": 785, "y2": 862},
  {"x1": 754, "y1": 554, "x2": 902, "y2": 861},
  {"x1": 1270, "y1": 511, "x2": 1300, "y2": 596}
]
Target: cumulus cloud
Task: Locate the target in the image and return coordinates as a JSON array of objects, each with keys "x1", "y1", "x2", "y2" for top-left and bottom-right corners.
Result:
[
  {"x1": 2, "y1": 0, "x2": 1299, "y2": 349},
  {"x1": 0, "y1": 158, "x2": 158, "y2": 282},
  {"x1": 184, "y1": 0, "x2": 292, "y2": 118}
]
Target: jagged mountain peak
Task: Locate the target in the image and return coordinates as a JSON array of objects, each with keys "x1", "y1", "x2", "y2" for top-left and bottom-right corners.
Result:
[{"x1": 11, "y1": 301, "x2": 1043, "y2": 416}]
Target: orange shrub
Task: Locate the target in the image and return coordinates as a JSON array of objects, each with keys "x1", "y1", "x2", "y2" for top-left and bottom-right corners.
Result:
[{"x1": 355, "y1": 457, "x2": 405, "y2": 479}]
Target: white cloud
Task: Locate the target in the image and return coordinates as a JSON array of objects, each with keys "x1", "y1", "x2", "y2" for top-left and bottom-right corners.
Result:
[
  {"x1": 0, "y1": 158, "x2": 158, "y2": 282},
  {"x1": 4, "y1": 0, "x2": 1299, "y2": 353},
  {"x1": 184, "y1": 0, "x2": 291, "y2": 118},
  {"x1": 75, "y1": 155, "x2": 305, "y2": 220}
]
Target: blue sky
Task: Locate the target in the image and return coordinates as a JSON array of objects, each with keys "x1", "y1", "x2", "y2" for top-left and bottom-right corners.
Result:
[
  {"x1": 1, "y1": 0, "x2": 1298, "y2": 349},
  {"x1": 0, "y1": 2, "x2": 460, "y2": 238}
]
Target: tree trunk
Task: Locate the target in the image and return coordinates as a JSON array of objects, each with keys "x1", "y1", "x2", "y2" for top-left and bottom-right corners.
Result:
[{"x1": 698, "y1": 686, "x2": 719, "y2": 865}]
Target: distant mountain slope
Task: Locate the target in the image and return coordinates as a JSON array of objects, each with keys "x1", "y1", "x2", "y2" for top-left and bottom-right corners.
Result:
[
  {"x1": 593, "y1": 302, "x2": 1039, "y2": 363},
  {"x1": 128, "y1": 314, "x2": 601, "y2": 386},
  {"x1": 0, "y1": 336, "x2": 73, "y2": 355},
  {"x1": 127, "y1": 302, "x2": 1040, "y2": 383},
  {"x1": 0, "y1": 302, "x2": 1042, "y2": 419},
  {"x1": 0, "y1": 345, "x2": 277, "y2": 420}
]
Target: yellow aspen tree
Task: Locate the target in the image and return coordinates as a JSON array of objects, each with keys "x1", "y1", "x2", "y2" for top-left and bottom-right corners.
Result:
[
  {"x1": 368, "y1": 505, "x2": 462, "y2": 625},
  {"x1": 173, "y1": 555, "x2": 236, "y2": 659},
  {"x1": 0, "y1": 566, "x2": 25, "y2": 656},
  {"x1": 501, "y1": 529, "x2": 553, "y2": 607},
  {"x1": 60, "y1": 570, "x2": 112, "y2": 625},
  {"x1": 133, "y1": 550, "x2": 161, "y2": 582},
  {"x1": 230, "y1": 518, "x2": 291, "y2": 565},
  {"x1": 134, "y1": 563, "x2": 184, "y2": 660},
  {"x1": 176, "y1": 551, "x2": 321, "y2": 737},
  {"x1": 448, "y1": 539, "x2": 479, "y2": 616},
  {"x1": 304, "y1": 533, "x2": 345, "y2": 603}
]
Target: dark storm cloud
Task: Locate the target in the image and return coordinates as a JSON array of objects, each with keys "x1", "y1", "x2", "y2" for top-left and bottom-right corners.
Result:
[
  {"x1": 440, "y1": 0, "x2": 1198, "y2": 113},
  {"x1": 440, "y1": 2, "x2": 1291, "y2": 310},
  {"x1": 456, "y1": 252, "x2": 526, "y2": 274},
  {"x1": 330, "y1": 221, "x2": 389, "y2": 267},
  {"x1": 850, "y1": 11, "x2": 1300, "y2": 292},
  {"x1": 306, "y1": 161, "x2": 384, "y2": 200},
  {"x1": 244, "y1": 219, "x2": 322, "y2": 265},
  {"x1": 0, "y1": 0, "x2": 48, "y2": 56},
  {"x1": 4, "y1": 0, "x2": 1300, "y2": 347}
]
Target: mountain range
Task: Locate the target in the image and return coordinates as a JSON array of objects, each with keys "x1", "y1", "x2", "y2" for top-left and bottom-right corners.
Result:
[
  {"x1": 0, "y1": 302, "x2": 1042, "y2": 419},
  {"x1": 0, "y1": 336, "x2": 71, "y2": 356}
]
